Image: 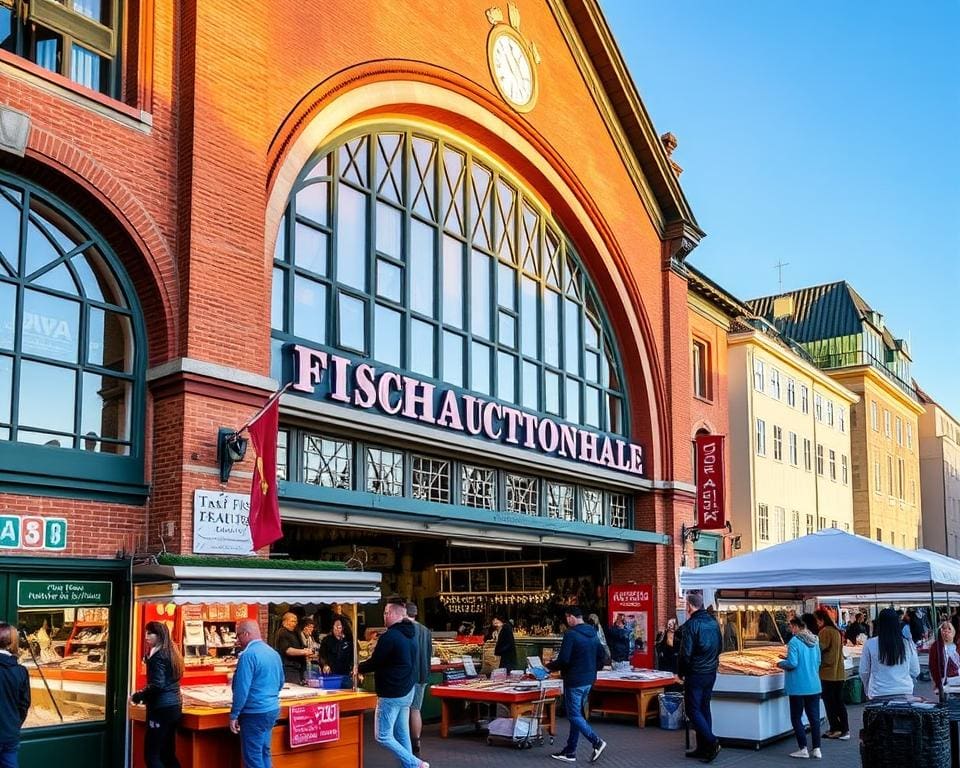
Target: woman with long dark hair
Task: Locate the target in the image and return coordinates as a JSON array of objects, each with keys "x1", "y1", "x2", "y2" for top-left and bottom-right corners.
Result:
[
  {"x1": 131, "y1": 621, "x2": 184, "y2": 768},
  {"x1": 858, "y1": 608, "x2": 919, "y2": 700},
  {"x1": 814, "y1": 609, "x2": 849, "y2": 740}
]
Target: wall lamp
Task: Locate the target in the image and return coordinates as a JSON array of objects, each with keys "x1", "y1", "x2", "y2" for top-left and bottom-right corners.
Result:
[
  {"x1": 217, "y1": 427, "x2": 248, "y2": 483},
  {"x1": 447, "y1": 539, "x2": 523, "y2": 553},
  {"x1": 680, "y1": 524, "x2": 701, "y2": 544}
]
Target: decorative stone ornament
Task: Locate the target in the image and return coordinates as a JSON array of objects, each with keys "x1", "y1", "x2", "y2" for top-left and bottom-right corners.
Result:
[
  {"x1": 486, "y1": 3, "x2": 540, "y2": 113},
  {"x1": 0, "y1": 104, "x2": 30, "y2": 157}
]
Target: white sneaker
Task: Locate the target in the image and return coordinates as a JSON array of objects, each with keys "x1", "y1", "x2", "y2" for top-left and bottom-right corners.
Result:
[
  {"x1": 790, "y1": 747, "x2": 810, "y2": 759},
  {"x1": 811, "y1": 748, "x2": 822, "y2": 759}
]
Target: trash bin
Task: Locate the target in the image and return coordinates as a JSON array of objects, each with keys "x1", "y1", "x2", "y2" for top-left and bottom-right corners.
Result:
[{"x1": 659, "y1": 692, "x2": 684, "y2": 730}]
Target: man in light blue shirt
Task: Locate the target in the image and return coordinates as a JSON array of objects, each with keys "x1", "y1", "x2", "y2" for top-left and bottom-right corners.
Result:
[{"x1": 230, "y1": 619, "x2": 284, "y2": 768}]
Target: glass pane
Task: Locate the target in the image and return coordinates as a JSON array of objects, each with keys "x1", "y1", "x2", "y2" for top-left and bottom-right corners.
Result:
[
  {"x1": 564, "y1": 297, "x2": 580, "y2": 375},
  {"x1": 376, "y1": 203, "x2": 402, "y2": 258},
  {"x1": 470, "y1": 250, "x2": 491, "y2": 339},
  {"x1": 70, "y1": 44, "x2": 103, "y2": 92},
  {"x1": 25, "y1": 219, "x2": 60, "y2": 277},
  {"x1": 337, "y1": 293, "x2": 366, "y2": 352},
  {"x1": 565, "y1": 378, "x2": 580, "y2": 424},
  {"x1": 338, "y1": 136, "x2": 368, "y2": 187},
  {"x1": 271, "y1": 268, "x2": 285, "y2": 330},
  {"x1": 34, "y1": 31, "x2": 61, "y2": 75},
  {"x1": 294, "y1": 222, "x2": 327, "y2": 276},
  {"x1": 273, "y1": 222, "x2": 286, "y2": 263},
  {"x1": 18, "y1": 360, "x2": 75, "y2": 434},
  {"x1": 543, "y1": 290, "x2": 559, "y2": 367},
  {"x1": 81, "y1": 373, "x2": 130, "y2": 444},
  {"x1": 376, "y1": 133, "x2": 404, "y2": 203},
  {"x1": 441, "y1": 148, "x2": 465, "y2": 235},
  {"x1": 497, "y1": 261, "x2": 515, "y2": 308},
  {"x1": 34, "y1": 263, "x2": 79, "y2": 295},
  {"x1": 335, "y1": 185, "x2": 367, "y2": 289},
  {"x1": 497, "y1": 351, "x2": 516, "y2": 402},
  {"x1": 374, "y1": 304, "x2": 401, "y2": 368},
  {"x1": 442, "y1": 236, "x2": 463, "y2": 328},
  {"x1": 585, "y1": 385, "x2": 600, "y2": 428},
  {"x1": 0, "y1": 354, "x2": 11, "y2": 423},
  {"x1": 73, "y1": 250, "x2": 120, "y2": 304},
  {"x1": 22, "y1": 289, "x2": 80, "y2": 364},
  {"x1": 409, "y1": 220, "x2": 435, "y2": 316},
  {"x1": 376, "y1": 259, "x2": 402, "y2": 303},
  {"x1": 87, "y1": 307, "x2": 132, "y2": 372},
  {"x1": 304, "y1": 154, "x2": 329, "y2": 181},
  {"x1": 410, "y1": 137, "x2": 437, "y2": 220},
  {"x1": 608, "y1": 394, "x2": 622, "y2": 434},
  {"x1": 585, "y1": 314, "x2": 600, "y2": 348},
  {"x1": 73, "y1": 0, "x2": 105, "y2": 23},
  {"x1": 545, "y1": 369, "x2": 560, "y2": 414},
  {"x1": 293, "y1": 275, "x2": 326, "y2": 341},
  {"x1": 0, "y1": 189, "x2": 20, "y2": 271},
  {"x1": 296, "y1": 181, "x2": 328, "y2": 225},
  {"x1": 471, "y1": 163, "x2": 493, "y2": 249},
  {"x1": 522, "y1": 360, "x2": 538, "y2": 410},
  {"x1": 585, "y1": 350, "x2": 599, "y2": 382},
  {"x1": 520, "y1": 276, "x2": 538, "y2": 357},
  {"x1": 410, "y1": 319, "x2": 435, "y2": 377},
  {"x1": 471, "y1": 341, "x2": 491, "y2": 395},
  {"x1": 442, "y1": 331, "x2": 463, "y2": 387},
  {"x1": 498, "y1": 310, "x2": 515, "y2": 348},
  {"x1": 0, "y1": 282, "x2": 14, "y2": 350}
]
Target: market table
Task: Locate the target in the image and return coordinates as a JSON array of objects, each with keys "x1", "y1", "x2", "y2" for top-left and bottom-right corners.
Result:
[
  {"x1": 586, "y1": 670, "x2": 679, "y2": 728},
  {"x1": 430, "y1": 681, "x2": 562, "y2": 738}
]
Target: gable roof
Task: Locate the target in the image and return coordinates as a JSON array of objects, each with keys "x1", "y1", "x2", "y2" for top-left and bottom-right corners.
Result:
[{"x1": 747, "y1": 281, "x2": 866, "y2": 342}]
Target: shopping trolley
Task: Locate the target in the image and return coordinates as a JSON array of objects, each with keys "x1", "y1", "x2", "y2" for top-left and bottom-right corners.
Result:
[{"x1": 486, "y1": 680, "x2": 556, "y2": 750}]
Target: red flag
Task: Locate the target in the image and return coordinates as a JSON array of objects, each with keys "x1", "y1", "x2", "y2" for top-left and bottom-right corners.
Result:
[
  {"x1": 695, "y1": 434, "x2": 726, "y2": 530},
  {"x1": 247, "y1": 397, "x2": 283, "y2": 551}
]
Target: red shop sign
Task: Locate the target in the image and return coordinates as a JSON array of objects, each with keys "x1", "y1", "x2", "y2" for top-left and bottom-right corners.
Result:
[
  {"x1": 289, "y1": 701, "x2": 340, "y2": 748},
  {"x1": 695, "y1": 434, "x2": 726, "y2": 530},
  {"x1": 608, "y1": 585, "x2": 654, "y2": 670}
]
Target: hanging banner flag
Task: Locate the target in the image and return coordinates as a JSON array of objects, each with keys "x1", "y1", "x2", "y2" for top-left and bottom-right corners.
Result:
[
  {"x1": 695, "y1": 434, "x2": 726, "y2": 530},
  {"x1": 247, "y1": 397, "x2": 284, "y2": 551}
]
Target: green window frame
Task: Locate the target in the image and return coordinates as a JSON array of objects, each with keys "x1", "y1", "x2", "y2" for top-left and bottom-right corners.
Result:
[
  {"x1": 271, "y1": 126, "x2": 628, "y2": 435},
  {"x1": 0, "y1": 172, "x2": 147, "y2": 502}
]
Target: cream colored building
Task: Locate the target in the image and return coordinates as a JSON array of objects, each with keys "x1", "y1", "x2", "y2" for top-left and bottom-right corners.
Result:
[
  {"x1": 728, "y1": 318, "x2": 858, "y2": 552},
  {"x1": 917, "y1": 387, "x2": 960, "y2": 556}
]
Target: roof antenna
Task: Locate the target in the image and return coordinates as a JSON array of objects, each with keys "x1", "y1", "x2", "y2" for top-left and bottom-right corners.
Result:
[{"x1": 774, "y1": 260, "x2": 790, "y2": 292}]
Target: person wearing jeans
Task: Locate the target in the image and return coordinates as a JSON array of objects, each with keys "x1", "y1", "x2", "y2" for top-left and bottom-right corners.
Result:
[
  {"x1": 375, "y1": 687, "x2": 417, "y2": 767},
  {"x1": 229, "y1": 620, "x2": 284, "y2": 768},
  {"x1": 678, "y1": 593, "x2": 722, "y2": 763},
  {"x1": 778, "y1": 615, "x2": 823, "y2": 759},
  {"x1": 683, "y1": 671, "x2": 717, "y2": 755}
]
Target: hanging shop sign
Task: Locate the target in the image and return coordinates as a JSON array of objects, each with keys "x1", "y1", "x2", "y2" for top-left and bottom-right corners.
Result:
[
  {"x1": 289, "y1": 701, "x2": 340, "y2": 748},
  {"x1": 287, "y1": 344, "x2": 645, "y2": 477},
  {"x1": 0, "y1": 514, "x2": 67, "y2": 550},
  {"x1": 695, "y1": 434, "x2": 726, "y2": 530},
  {"x1": 192, "y1": 490, "x2": 254, "y2": 555},
  {"x1": 608, "y1": 584, "x2": 653, "y2": 670},
  {"x1": 18, "y1": 579, "x2": 112, "y2": 608}
]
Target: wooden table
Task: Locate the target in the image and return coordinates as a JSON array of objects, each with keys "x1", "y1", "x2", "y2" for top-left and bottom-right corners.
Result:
[
  {"x1": 587, "y1": 675, "x2": 679, "y2": 728},
  {"x1": 429, "y1": 684, "x2": 561, "y2": 738}
]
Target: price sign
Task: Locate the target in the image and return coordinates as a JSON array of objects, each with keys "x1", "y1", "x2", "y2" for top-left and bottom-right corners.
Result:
[{"x1": 289, "y1": 701, "x2": 340, "y2": 748}]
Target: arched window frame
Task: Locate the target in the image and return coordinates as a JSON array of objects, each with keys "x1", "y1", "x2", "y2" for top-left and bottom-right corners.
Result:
[
  {"x1": 271, "y1": 125, "x2": 629, "y2": 436},
  {"x1": 0, "y1": 171, "x2": 148, "y2": 503}
]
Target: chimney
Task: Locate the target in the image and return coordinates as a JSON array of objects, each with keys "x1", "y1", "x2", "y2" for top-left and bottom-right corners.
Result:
[
  {"x1": 773, "y1": 295, "x2": 795, "y2": 320},
  {"x1": 660, "y1": 132, "x2": 683, "y2": 177}
]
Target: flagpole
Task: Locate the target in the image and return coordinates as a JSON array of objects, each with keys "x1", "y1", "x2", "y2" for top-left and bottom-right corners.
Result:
[
  {"x1": 235, "y1": 382, "x2": 293, "y2": 436},
  {"x1": 217, "y1": 382, "x2": 293, "y2": 483}
]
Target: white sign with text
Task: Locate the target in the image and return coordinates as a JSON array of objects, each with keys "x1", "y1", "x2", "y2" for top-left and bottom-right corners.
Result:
[{"x1": 192, "y1": 490, "x2": 253, "y2": 555}]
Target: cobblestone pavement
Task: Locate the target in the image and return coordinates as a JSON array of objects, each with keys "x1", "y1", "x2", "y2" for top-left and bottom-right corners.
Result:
[{"x1": 362, "y1": 680, "x2": 936, "y2": 767}]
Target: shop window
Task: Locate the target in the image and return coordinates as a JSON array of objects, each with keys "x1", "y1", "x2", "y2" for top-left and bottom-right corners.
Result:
[
  {"x1": 608, "y1": 493, "x2": 628, "y2": 529},
  {"x1": 0, "y1": 175, "x2": 144, "y2": 499},
  {"x1": 461, "y1": 464, "x2": 495, "y2": 510},
  {"x1": 505, "y1": 473, "x2": 539, "y2": 515},
  {"x1": 546, "y1": 482, "x2": 575, "y2": 521},
  {"x1": 0, "y1": 0, "x2": 121, "y2": 96},
  {"x1": 411, "y1": 455, "x2": 450, "y2": 504},
  {"x1": 581, "y1": 487, "x2": 603, "y2": 525},
  {"x1": 276, "y1": 429, "x2": 288, "y2": 481},
  {"x1": 274, "y1": 128, "x2": 627, "y2": 435},
  {"x1": 365, "y1": 446, "x2": 403, "y2": 496},
  {"x1": 692, "y1": 338, "x2": 710, "y2": 399},
  {"x1": 303, "y1": 434, "x2": 352, "y2": 489}
]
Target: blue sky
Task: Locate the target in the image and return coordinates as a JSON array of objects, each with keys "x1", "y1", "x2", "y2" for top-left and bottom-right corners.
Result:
[{"x1": 600, "y1": 1, "x2": 960, "y2": 418}]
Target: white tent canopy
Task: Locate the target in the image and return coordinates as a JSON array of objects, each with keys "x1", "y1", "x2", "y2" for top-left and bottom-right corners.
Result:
[{"x1": 680, "y1": 528, "x2": 960, "y2": 600}]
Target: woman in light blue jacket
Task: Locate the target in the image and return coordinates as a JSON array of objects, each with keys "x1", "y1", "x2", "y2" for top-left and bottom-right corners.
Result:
[{"x1": 778, "y1": 615, "x2": 823, "y2": 759}]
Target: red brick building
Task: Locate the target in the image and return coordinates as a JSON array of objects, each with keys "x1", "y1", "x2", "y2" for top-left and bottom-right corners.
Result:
[{"x1": 0, "y1": 1, "x2": 703, "y2": 761}]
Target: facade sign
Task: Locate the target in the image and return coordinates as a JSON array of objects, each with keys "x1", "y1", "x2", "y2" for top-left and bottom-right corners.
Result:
[
  {"x1": 0, "y1": 514, "x2": 67, "y2": 550},
  {"x1": 289, "y1": 701, "x2": 340, "y2": 748},
  {"x1": 288, "y1": 344, "x2": 645, "y2": 477},
  {"x1": 192, "y1": 490, "x2": 254, "y2": 555},
  {"x1": 695, "y1": 434, "x2": 726, "y2": 530},
  {"x1": 18, "y1": 580, "x2": 112, "y2": 607},
  {"x1": 608, "y1": 584, "x2": 654, "y2": 670}
]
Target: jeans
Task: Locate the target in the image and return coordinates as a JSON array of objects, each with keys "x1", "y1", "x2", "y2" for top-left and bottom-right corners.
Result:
[
  {"x1": 144, "y1": 705, "x2": 182, "y2": 768},
  {"x1": 374, "y1": 688, "x2": 419, "y2": 768},
  {"x1": 562, "y1": 684, "x2": 601, "y2": 755},
  {"x1": 238, "y1": 709, "x2": 279, "y2": 768},
  {"x1": 789, "y1": 694, "x2": 822, "y2": 749},
  {"x1": 684, "y1": 672, "x2": 717, "y2": 750},
  {"x1": 820, "y1": 680, "x2": 848, "y2": 734},
  {"x1": 0, "y1": 742, "x2": 18, "y2": 768}
]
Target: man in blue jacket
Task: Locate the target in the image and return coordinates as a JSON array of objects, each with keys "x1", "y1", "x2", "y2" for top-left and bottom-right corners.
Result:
[
  {"x1": 229, "y1": 619, "x2": 284, "y2": 768},
  {"x1": 547, "y1": 606, "x2": 607, "y2": 763}
]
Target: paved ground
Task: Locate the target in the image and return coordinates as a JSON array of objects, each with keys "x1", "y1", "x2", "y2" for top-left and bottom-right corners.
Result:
[{"x1": 362, "y1": 680, "x2": 937, "y2": 767}]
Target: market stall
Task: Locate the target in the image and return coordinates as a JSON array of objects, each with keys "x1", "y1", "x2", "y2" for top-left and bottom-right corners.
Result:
[
  {"x1": 130, "y1": 560, "x2": 381, "y2": 768},
  {"x1": 429, "y1": 678, "x2": 563, "y2": 738},
  {"x1": 586, "y1": 669, "x2": 677, "y2": 728}
]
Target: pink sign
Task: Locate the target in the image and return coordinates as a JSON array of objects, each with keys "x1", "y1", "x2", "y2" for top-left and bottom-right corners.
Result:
[{"x1": 288, "y1": 701, "x2": 340, "y2": 748}]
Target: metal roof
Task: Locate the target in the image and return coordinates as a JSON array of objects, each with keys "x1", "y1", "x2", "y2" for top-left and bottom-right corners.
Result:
[{"x1": 747, "y1": 281, "x2": 866, "y2": 342}]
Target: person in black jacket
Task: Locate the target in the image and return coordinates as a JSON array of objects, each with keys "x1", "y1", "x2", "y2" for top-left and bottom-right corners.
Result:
[
  {"x1": 546, "y1": 606, "x2": 608, "y2": 763},
  {"x1": 131, "y1": 621, "x2": 183, "y2": 768},
  {"x1": 275, "y1": 612, "x2": 313, "y2": 685},
  {"x1": 0, "y1": 623, "x2": 29, "y2": 768},
  {"x1": 607, "y1": 614, "x2": 632, "y2": 670},
  {"x1": 358, "y1": 602, "x2": 425, "y2": 768},
  {"x1": 492, "y1": 614, "x2": 517, "y2": 671},
  {"x1": 679, "y1": 593, "x2": 722, "y2": 764},
  {"x1": 320, "y1": 618, "x2": 354, "y2": 677}
]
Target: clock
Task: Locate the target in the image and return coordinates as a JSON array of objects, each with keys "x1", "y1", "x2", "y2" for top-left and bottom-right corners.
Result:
[{"x1": 488, "y1": 26, "x2": 538, "y2": 112}]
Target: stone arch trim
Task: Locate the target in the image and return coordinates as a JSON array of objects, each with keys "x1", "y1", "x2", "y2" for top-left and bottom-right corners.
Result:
[
  {"x1": 265, "y1": 60, "x2": 672, "y2": 481},
  {"x1": 21, "y1": 126, "x2": 178, "y2": 362},
  {"x1": 692, "y1": 421, "x2": 716, "y2": 438}
]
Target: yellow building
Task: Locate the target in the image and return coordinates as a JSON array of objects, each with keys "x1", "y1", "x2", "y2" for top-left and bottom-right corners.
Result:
[
  {"x1": 917, "y1": 386, "x2": 960, "y2": 556},
  {"x1": 728, "y1": 318, "x2": 857, "y2": 552},
  {"x1": 750, "y1": 283, "x2": 923, "y2": 548}
]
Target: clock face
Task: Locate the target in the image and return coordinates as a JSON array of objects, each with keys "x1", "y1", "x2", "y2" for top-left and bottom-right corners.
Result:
[{"x1": 490, "y1": 30, "x2": 536, "y2": 110}]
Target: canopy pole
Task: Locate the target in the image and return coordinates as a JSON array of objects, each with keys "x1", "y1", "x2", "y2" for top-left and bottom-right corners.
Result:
[{"x1": 931, "y1": 580, "x2": 936, "y2": 641}]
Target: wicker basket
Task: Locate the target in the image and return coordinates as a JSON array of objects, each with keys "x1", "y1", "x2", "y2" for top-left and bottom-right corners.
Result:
[{"x1": 859, "y1": 703, "x2": 949, "y2": 768}]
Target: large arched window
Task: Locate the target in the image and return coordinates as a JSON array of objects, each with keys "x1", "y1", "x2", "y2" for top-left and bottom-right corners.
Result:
[
  {"x1": 272, "y1": 127, "x2": 626, "y2": 434},
  {"x1": 0, "y1": 173, "x2": 145, "y2": 499}
]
